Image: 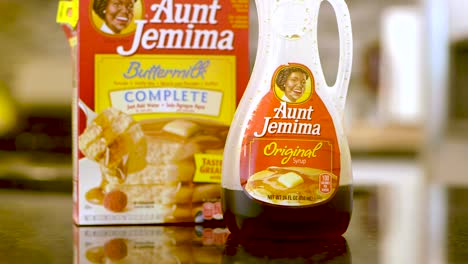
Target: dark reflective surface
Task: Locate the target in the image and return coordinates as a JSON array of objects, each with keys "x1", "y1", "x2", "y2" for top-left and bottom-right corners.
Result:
[
  {"x1": 75, "y1": 225, "x2": 227, "y2": 263},
  {"x1": 223, "y1": 235, "x2": 350, "y2": 263},
  {"x1": 0, "y1": 185, "x2": 468, "y2": 263}
]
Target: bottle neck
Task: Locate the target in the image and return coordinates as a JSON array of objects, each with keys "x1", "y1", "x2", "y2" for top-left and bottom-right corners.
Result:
[
  {"x1": 253, "y1": 0, "x2": 323, "y2": 89},
  {"x1": 254, "y1": 0, "x2": 321, "y2": 68}
]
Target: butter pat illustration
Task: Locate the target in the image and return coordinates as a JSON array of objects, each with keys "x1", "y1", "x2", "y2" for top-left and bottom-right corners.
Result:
[
  {"x1": 163, "y1": 120, "x2": 200, "y2": 138},
  {"x1": 278, "y1": 172, "x2": 304, "y2": 188}
]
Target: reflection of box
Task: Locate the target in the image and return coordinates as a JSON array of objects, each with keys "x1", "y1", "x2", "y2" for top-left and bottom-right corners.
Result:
[
  {"x1": 74, "y1": 226, "x2": 229, "y2": 263},
  {"x1": 59, "y1": 0, "x2": 249, "y2": 225}
]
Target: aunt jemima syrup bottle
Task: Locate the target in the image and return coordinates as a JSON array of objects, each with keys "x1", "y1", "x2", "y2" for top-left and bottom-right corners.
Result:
[{"x1": 222, "y1": 0, "x2": 353, "y2": 238}]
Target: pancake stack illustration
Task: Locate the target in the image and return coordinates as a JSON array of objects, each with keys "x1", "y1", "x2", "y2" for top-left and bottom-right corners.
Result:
[{"x1": 79, "y1": 108, "x2": 226, "y2": 222}]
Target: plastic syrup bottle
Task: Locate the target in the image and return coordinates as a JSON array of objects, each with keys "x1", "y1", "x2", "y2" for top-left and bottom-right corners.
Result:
[{"x1": 222, "y1": 0, "x2": 353, "y2": 239}]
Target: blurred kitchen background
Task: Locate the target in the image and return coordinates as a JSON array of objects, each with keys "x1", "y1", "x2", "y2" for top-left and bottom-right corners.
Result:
[
  {"x1": 0, "y1": 0, "x2": 72, "y2": 191},
  {"x1": 0, "y1": 0, "x2": 466, "y2": 187},
  {"x1": 0, "y1": 0, "x2": 467, "y2": 263}
]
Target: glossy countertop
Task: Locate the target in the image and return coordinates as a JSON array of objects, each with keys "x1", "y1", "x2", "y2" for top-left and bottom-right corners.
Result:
[{"x1": 0, "y1": 182, "x2": 467, "y2": 264}]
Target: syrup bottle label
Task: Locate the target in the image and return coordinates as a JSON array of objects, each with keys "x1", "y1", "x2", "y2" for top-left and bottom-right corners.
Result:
[{"x1": 240, "y1": 63, "x2": 340, "y2": 206}]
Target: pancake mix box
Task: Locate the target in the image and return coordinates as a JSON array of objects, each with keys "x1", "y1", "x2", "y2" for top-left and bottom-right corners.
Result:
[{"x1": 58, "y1": 0, "x2": 249, "y2": 225}]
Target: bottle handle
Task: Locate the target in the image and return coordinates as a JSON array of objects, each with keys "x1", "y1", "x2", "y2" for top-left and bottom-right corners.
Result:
[{"x1": 324, "y1": 0, "x2": 353, "y2": 114}]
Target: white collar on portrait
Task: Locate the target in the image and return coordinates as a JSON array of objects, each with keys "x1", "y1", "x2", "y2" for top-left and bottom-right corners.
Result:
[
  {"x1": 100, "y1": 23, "x2": 115, "y2": 34},
  {"x1": 281, "y1": 94, "x2": 293, "y2": 103}
]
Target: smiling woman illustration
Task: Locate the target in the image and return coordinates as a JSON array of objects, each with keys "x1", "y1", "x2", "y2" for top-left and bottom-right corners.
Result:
[
  {"x1": 275, "y1": 66, "x2": 311, "y2": 103},
  {"x1": 93, "y1": 0, "x2": 136, "y2": 34}
]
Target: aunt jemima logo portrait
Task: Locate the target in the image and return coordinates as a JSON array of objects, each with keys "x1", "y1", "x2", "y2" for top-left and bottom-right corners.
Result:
[
  {"x1": 91, "y1": 0, "x2": 144, "y2": 36},
  {"x1": 273, "y1": 64, "x2": 314, "y2": 104},
  {"x1": 90, "y1": 0, "x2": 235, "y2": 56}
]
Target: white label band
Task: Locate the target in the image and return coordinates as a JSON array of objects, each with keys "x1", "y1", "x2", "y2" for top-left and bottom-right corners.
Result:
[{"x1": 110, "y1": 87, "x2": 222, "y2": 116}]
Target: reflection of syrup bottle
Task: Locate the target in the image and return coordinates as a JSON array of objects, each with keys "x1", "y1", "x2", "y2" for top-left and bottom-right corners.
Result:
[
  {"x1": 222, "y1": 0, "x2": 353, "y2": 239},
  {"x1": 223, "y1": 235, "x2": 351, "y2": 263}
]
